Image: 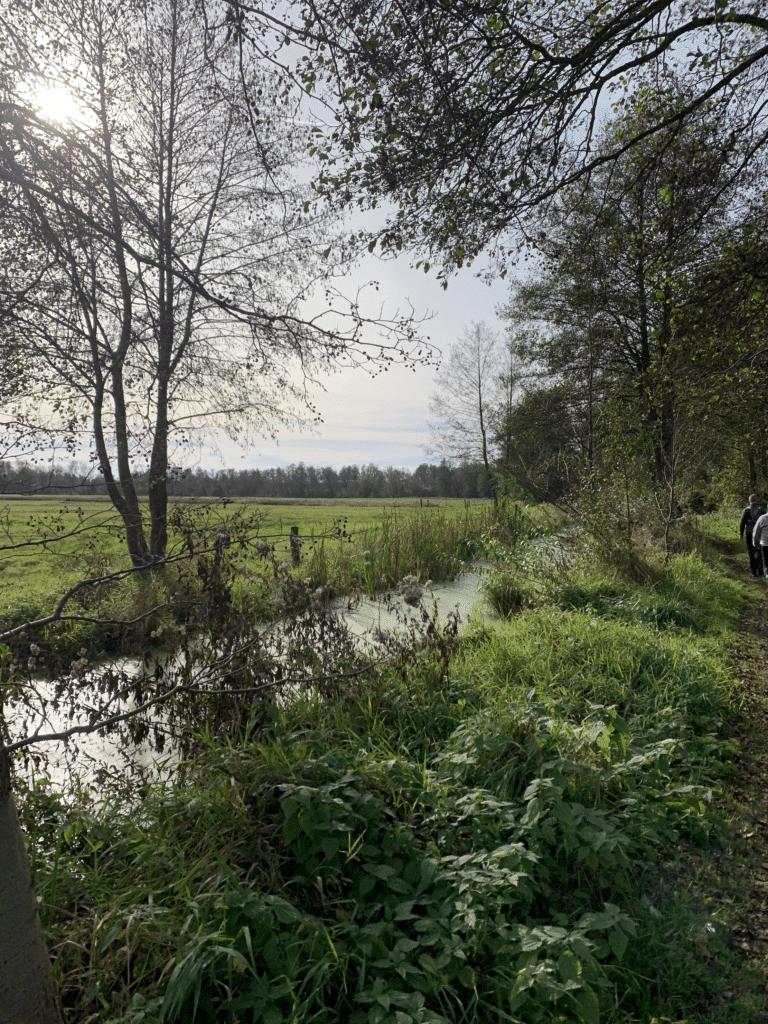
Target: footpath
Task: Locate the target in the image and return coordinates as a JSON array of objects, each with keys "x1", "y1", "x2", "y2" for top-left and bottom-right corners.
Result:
[{"x1": 711, "y1": 537, "x2": 768, "y2": 1009}]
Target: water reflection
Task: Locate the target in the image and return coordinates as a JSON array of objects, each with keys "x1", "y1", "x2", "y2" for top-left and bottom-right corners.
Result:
[{"x1": 10, "y1": 570, "x2": 495, "y2": 796}]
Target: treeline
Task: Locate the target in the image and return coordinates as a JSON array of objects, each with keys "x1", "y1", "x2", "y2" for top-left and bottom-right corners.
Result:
[{"x1": 0, "y1": 460, "x2": 494, "y2": 501}]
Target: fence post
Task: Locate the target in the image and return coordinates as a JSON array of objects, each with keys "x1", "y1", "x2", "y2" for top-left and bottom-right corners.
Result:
[{"x1": 290, "y1": 526, "x2": 301, "y2": 565}]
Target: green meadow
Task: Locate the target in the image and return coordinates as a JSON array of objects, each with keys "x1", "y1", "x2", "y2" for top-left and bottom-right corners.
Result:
[{"x1": 0, "y1": 495, "x2": 495, "y2": 645}]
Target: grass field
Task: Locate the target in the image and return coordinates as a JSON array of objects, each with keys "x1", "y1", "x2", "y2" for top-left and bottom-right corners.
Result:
[{"x1": 0, "y1": 495, "x2": 494, "y2": 632}]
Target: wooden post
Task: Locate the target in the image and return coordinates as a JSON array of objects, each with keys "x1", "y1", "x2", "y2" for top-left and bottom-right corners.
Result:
[{"x1": 290, "y1": 526, "x2": 301, "y2": 565}]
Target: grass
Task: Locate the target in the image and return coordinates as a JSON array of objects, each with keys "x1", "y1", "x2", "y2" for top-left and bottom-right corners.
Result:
[
  {"x1": 299, "y1": 503, "x2": 490, "y2": 598},
  {"x1": 0, "y1": 496, "x2": 493, "y2": 662},
  {"x1": 15, "y1": 521, "x2": 768, "y2": 1024}
]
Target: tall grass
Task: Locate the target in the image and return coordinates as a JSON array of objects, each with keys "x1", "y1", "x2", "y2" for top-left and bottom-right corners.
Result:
[
  {"x1": 303, "y1": 504, "x2": 491, "y2": 597},
  {"x1": 20, "y1": 541, "x2": 766, "y2": 1024}
]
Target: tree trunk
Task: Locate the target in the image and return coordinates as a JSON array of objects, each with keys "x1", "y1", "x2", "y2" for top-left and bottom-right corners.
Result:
[
  {"x1": 93, "y1": 381, "x2": 150, "y2": 567},
  {"x1": 0, "y1": 742, "x2": 61, "y2": 1024},
  {"x1": 651, "y1": 386, "x2": 675, "y2": 486},
  {"x1": 96, "y1": 29, "x2": 150, "y2": 568},
  {"x1": 148, "y1": 377, "x2": 169, "y2": 560}
]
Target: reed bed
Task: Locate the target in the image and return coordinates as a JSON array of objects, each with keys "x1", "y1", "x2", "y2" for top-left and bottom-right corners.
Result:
[{"x1": 302, "y1": 504, "x2": 492, "y2": 597}]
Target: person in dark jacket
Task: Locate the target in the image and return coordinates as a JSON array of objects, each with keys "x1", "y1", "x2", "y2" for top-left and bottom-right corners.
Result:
[{"x1": 740, "y1": 494, "x2": 766, "y2": 576}]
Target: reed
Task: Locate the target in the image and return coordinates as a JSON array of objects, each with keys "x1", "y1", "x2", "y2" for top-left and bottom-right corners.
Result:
[{"x1": 304, "y1": 504, "x2": 491, "y2": 597}]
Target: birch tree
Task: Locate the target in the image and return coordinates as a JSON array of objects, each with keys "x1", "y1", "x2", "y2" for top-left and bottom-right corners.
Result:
[{"x1": 427, "y1": 321, "x2": 511, "y2": 501}]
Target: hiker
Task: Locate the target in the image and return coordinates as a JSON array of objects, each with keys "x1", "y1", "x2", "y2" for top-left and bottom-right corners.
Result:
[
  {"x1": 750, "y1": 503, "x2": 768, "y2": 577},
  {"x1": 741, "y1": 494, "x2": 766, "y2": 575}
]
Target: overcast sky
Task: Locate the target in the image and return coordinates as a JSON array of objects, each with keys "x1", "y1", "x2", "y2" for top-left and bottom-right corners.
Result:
[{"x1": 207, "y1": 247, "x2": 511, "y2": 473}]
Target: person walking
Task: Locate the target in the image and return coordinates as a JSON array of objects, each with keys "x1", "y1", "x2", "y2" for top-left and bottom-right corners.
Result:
[
  {"x1": 740, "y1": 494, "x2": 766, "y2": 576},
  {"x1": 751, "y1": 503, "x2": 768, "y2": 577}
]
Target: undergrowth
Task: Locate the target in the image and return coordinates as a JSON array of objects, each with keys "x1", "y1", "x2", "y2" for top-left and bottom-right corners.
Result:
[{"x1": 15, "y1": 533, "x2": 767, "y2": 1024}]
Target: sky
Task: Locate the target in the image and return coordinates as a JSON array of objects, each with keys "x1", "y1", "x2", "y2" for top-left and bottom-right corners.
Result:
[
  {"x1": 28, "y1": 44, "x2": 516, "y2": 477},
  {"x1": 27, "y1": 87, "x2": 514, "y2": 478},
  {"x1": 197, "y1": 35, "x2": 516, "y2": 476},
  {"x1": 207, "y1": 248, "x2": 511, "y2": 473}
]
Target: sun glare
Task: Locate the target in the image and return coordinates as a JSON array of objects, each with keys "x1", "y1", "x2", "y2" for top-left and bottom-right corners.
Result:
[{"x1": 35, "y1": 84, "x2": 80, "y2": 124}]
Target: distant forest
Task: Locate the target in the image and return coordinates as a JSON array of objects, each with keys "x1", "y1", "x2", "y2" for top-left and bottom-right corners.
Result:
[{"x1": 0, "y1": 459, "x2": 495, "y2": 501}]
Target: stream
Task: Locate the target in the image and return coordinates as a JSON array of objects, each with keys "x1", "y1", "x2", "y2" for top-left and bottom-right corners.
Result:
[{"x1": 10, "y1": 568, "x2": 498, "y2": 798}]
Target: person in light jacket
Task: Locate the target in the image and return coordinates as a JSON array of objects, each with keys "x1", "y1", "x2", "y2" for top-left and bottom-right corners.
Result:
[
  {"x1": 740, "y1": 494, "x2": 766, "y2": 576},
  {"x1": 751, "y1": 506, "x2": 768, "y2": 577}
]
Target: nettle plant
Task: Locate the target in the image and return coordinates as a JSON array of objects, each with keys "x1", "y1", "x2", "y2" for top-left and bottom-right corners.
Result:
[{"x1": 150, "y1": 667, "x2": 725, "y2": 1024}]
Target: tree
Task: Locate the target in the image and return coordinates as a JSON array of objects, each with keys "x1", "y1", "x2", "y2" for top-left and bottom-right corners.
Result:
[
  {"x1": 501, "y1": 87, "x2": 759, "y2": 494},
  {"x1": 13, "y1": 0, "x2": 757, "y2": 280},
  {"x1": 427, "y1": 321, "x2": 511, "y2": 501},
  {"x1": 493, "y1": 383, "x2": 581, "y2": 501},
  {"x1": 669, "y1": 212, "x2": 768, "y2": 500},
  {"x1": 295, "y1": 0, "x2": 768, "y2": 275},
  {"x1": 358, "y1": 463, "x2": 386, "y2": 498},
  {"x1": 0, "y1": 0, "x2": 432, "y2": 567}
]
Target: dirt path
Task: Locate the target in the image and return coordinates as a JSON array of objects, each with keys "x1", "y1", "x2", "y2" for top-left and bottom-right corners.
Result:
[{"x1": 714, "y1": 539, "x2": 768, "y2": 995}]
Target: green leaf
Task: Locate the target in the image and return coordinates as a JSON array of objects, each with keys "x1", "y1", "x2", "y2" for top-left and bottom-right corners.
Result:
[
  {"x1": 394, "y1": 936, "x2": 420, "y2": 953},
  {"x1": 557, "y1": 950, "x2": 581, "y2": 982},
  {"x1": 419, "y1": 859, "x2": 439, "y2": 889},
  {"x1": 609, "y1": 928, "x2": 628, "y2": 960},
  {"x1": 457, "y1": 965, "x2": 477, "y2": 988},
  {"x1": 392, "y1": 901, "x2": 417, "y2": 921},
  {"x1": 573, "y1": 985, "x2": 600, "y2": 1024}
]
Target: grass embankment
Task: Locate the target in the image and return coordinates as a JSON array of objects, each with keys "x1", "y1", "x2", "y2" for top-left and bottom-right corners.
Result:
[
  {"x1": 0, "y1": 497, "x2": 492, "y2": 660},
  {"x1": 18, "y1": 513, "x2": 768, "y2": 1023}
]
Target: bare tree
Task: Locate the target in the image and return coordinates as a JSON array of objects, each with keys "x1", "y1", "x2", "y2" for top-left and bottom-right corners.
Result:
[
  {"x1": 0, "y1": 0, "x2": 433, "y2": 567},
  {"x1": 427, "y1": 321, "x2": 514, "y2": 502}
]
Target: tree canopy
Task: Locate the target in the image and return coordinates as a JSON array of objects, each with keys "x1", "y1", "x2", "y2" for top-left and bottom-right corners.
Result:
[
  {"x1": 290, "y1": 0, "x2": 768, "y2": 275},
  {"x1": 498, "y1": 88, "x2": 768, "y2": 508}
]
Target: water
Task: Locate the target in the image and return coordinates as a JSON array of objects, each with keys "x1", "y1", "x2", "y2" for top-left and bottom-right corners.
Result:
[
  {"x1": 9, "y1": 570, "x2": 497, "y2": 797},
  {"x1": 10, "y1": 653, "x2": 179, "y2": 798},
  {"x1": 331, "y1": 568, "x2": 496, "y2": 640}
]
